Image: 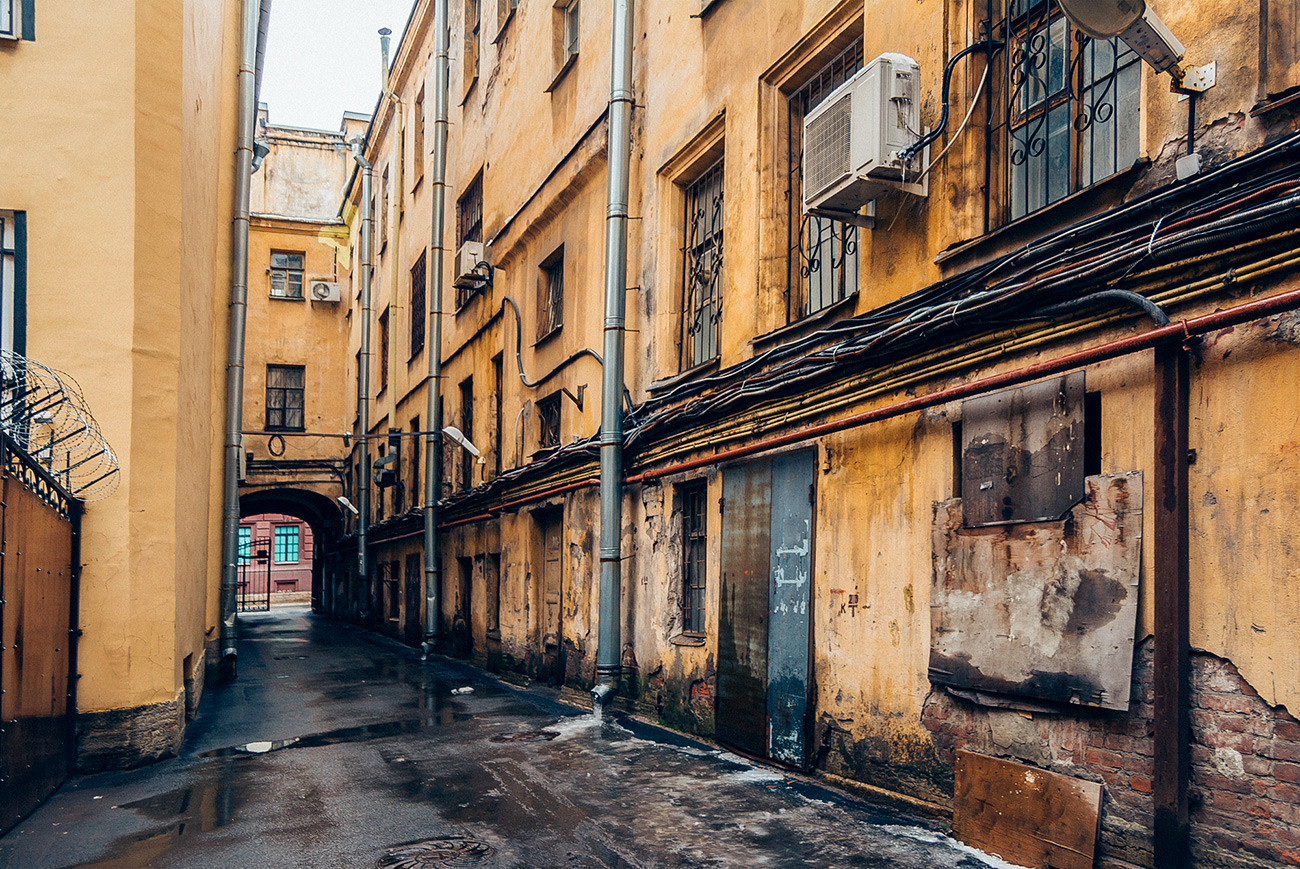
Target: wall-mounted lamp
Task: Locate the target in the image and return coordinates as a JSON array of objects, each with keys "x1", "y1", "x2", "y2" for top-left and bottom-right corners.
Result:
[
  {"x1": 443, "y1": 426, "x2": 486, "y2": 464},
  {"x1": 251, "y1": 140, "x2": 271, "y2": 173},
  {"x1": 336, "y1": 495, "x2": 360, "y2": 516}
]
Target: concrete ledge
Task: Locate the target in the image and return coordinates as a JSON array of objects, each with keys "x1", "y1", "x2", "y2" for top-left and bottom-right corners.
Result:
[{"x1": 75, "y1": 696, "x2": 184, "y2": 772}]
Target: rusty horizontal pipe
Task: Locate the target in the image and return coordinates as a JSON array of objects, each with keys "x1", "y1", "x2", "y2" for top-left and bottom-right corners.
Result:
[{"x1": 626, "y1": 287, "x2": 1300, "y2": 484}]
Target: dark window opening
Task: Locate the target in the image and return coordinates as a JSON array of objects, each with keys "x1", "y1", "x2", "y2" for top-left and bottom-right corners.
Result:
[
  {"x1": 456, "y1": 173, "x2": 485, "y2": 308},
  {"x1": 459, "y1": 377, "x2": 475, "y2": 491},
  {"x1": 486, "y1": 553, "x2": 501, "y2": 636},
  {"x1": 537, "y1": 394, "x2": 561, "y2": 450},
  {"x1": 1084, "y1": 390, "x2": 1102, "y2": 477},
  {"x1": 378, "y1": 308, "x2": 390, "y2": 394},
  {"x1": 265, "y1": 364, "x2": 305, "y2": 431},
  {"x1": 538, "y1": 246, "x2": 564, "y2": 340}
]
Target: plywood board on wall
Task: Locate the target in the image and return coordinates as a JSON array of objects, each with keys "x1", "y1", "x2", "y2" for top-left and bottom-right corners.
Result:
[
  {"x1": 930, "y1": 472, "x2": 1143, "y2": 710},
  {"x1": 954, "y1": 750, "x2": 1101, "y2": 869}
]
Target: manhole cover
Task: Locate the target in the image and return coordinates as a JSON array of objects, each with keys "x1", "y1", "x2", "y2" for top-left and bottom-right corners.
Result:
[
  {"x1": 378, "y1": 837, "x2": 495, "y2": 868},
  {"x1": 488, "y1": 730, "x2": 560, "y2": 743}
]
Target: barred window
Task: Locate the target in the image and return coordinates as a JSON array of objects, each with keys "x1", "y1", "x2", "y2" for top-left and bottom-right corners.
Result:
[
  {"x1": 265, "y1": 364, "x2": 305, "y2": 431},
  {"x1": 270, "y1": 251, "x2": 304, "y2": 299},
  {"x1": 538, "y1": 247, "x2": 564, "y2": 340},
  {"x1": 786, "y1": 39, "x2": 863, "y2": 320},
  {"x1": 410, "y1": 252, "x2": 427, "y2": 358},
  {"x1": 681, "y1": 482, "x2": 707, "y2": 634},
  {"x1": 682, "y1": 158, "x2": 723, "y2": 369},
  {"x1": 992, "y1": 0, "x2": 1141, "y2": 221},
  {"x1": 537, "y1": 394, "x2": 560, "y2": 450}
]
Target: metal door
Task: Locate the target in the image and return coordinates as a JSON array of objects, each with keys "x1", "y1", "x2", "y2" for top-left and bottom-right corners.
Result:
[
  {"x1": 767, "y1": 450, "x2": 815, "y2": 766},
  {"x1": 717, "y1": 459, "x2": 772, "y2": 756},
  {"x1": 716, "y1": 450, "x2": 815, "y2": 766}
]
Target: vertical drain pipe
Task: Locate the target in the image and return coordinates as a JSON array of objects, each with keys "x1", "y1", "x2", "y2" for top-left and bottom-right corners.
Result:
[
  {"x1": 422, "y1": 0, "x2": 450, "y2": 659},
  {"x1": 593, "y1": 0, "x2": 634, "y2": 707},
  {"x1": 219, "y1": 0, "x2": 264, "y2": 677},
  {"x1": 351, "y1": 138, "x2": 374, "y2": 618}
]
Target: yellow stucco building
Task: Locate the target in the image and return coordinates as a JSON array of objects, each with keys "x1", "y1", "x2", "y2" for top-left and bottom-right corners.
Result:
[
  {"x1": 0, "y1": 0, "x2": 265, "y2": 784},
  {"x1": 318, "y1": 1, "x2": 1300, "y2": 866}
]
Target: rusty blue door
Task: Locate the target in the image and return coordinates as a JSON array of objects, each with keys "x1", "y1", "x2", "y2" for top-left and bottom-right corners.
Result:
[
  {"x1": 716, "y1": 450, "x2": 815, "y2": 767},
  {"x1": 767, "y1": 450, "x2": 815, "y2": 766}
]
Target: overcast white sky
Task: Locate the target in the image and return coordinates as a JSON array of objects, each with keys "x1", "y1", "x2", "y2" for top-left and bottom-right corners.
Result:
[{"x1": 259, "y1": 0, "x2": 417, "y2": 130}]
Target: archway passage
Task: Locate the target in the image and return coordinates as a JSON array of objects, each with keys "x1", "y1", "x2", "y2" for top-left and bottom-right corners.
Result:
[{"x1": 239, "y1": 487, "x2": 346, "y2": 615}]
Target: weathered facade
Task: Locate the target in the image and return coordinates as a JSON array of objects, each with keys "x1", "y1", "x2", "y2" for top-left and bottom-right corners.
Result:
[
  {"x1": 0, "y1": 0, "x2": 258, "y2": 773},
  {"x1": 323, "y1": 1, "x2": 1300, "y2": 865},
  {"x1": 238, "y1": 107, "x2": 363, "y2": 610}
]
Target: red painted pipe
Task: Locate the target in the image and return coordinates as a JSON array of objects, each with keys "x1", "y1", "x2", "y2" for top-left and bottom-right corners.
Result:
[{"x1": 627, "y1": 286, "x2": 1300, "y2": 483}]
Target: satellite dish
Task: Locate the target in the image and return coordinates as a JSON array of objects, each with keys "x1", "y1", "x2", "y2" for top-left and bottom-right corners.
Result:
[{"x1": 1057, "y1": 0, "x2": 1146, "y2": 38}]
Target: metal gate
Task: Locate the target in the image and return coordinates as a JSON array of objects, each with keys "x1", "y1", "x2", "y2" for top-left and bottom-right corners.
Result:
[
  {"x1": 716, "y1": 450, "x2": 815, "y2": 767},
  {"x1": 238, "y1": 536, "x2": 271, "y2": 612},
  {"x1": 0, "y1": 437, "x2": 80, "y2": 834}
]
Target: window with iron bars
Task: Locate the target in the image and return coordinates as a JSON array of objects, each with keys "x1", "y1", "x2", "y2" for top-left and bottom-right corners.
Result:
[
  {"x1": 456, "y1": 174, "x2": 484, "y2": 308},
  {"x1": 680, "y1": 482, "x2": 707, "y2": 634},
  {"x1": 682, "y1": 158, "x2": 723, "y2": 369},
  {"x1": 410, "y1": 251, "x2": 426, "y2": 358},
  {"x1": 786, "y1": 38, "x2": 863, "y2": 321},
  {"x1": 989, "y1": 0, "x2": 1141, "y2": 222},
  {"x1": 537, "y1": 394, "x2": 560, "y2": 451},
  {"x1": 538, "y1": 247, "x2": 564, "y2": 340}
]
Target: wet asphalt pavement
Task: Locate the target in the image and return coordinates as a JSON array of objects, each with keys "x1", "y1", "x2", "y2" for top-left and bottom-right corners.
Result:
[{"x1": 0, "y1": 606, "x2": 1020, "y2": 869}]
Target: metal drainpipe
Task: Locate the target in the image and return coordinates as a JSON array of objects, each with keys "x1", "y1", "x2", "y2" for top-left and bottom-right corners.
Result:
[
  {"x1": 422, "y1": 0, "x2": 449, "y2": 659},
  {"x1": 218, "y1": 0, "x2": 263, "y2": 677},
  {"x1": 594, "y1": 0, "x2": 634, "y2": 707},
  {"x1": 351, "y1": 138, "x2": 374, "y2": 616}
]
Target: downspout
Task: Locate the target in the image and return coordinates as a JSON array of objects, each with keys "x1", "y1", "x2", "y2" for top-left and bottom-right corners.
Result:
[
  {"x1": 381, "y1": 28, "x2": 403, "y2": 434},
  {"x1": 219, "y1": 0, "x2": 265, "y2": 677},
  {"x1": 351, "y1": 138, "x2": 374, "y2": 615},
  {"x1": 422, "y1": 0, "x2": 450, "y2": 658},
  {"x1": 594, "y1": 0, "x2": 634, "y2": 708}
]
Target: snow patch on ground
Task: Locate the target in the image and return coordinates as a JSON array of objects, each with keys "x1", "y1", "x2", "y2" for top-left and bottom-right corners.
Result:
[{"x1": 878, "y1": 825, "x2": 1032, "y2": 869}]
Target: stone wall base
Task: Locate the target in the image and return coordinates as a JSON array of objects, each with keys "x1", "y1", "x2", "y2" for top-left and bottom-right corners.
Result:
[{"x1": 75, "y1": 695, "x2": 184, "y2": 772}]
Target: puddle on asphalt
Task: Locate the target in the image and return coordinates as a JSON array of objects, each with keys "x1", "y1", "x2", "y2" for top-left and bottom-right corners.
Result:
[
  {"x1": 70, "y1": 761, "x2": 242, "y2": 869},
  {"x1": 198, "y1": 715, "x2": 471, "y2": 758}
]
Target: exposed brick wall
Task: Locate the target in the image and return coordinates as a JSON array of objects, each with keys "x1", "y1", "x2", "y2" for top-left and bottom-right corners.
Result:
[{"x1": 920, "y1": 639, "x2": 1300, "y2": 868}]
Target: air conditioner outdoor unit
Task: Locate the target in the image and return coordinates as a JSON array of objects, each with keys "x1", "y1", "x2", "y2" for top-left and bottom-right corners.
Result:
[
  {"x1": 802, "y1": 52, "x2": 926, "y2": 221},
  {"x1": 453, "y1": 241, "x2": 488, "y2": 289},
  {"x1": 308, "y1": 280, "x2": 341, "y2": 303}
]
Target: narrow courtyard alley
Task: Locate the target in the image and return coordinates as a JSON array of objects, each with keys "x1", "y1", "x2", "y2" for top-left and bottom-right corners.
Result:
[{"x1": 0, "y1": 606, "x2": 1018, "y2": 869}]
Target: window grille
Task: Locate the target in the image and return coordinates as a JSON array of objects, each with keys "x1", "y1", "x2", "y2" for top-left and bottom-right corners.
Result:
[
  {"x1": 537, "y1": 394, "x2": 561, "y2": 450},
  {"x1": 681, "y1": 482, "x2": 707, "y2": 634},
  {"x1": 538, "y1": 249, "x2": 564, "y2": 339},
  {"x1": 410, "y1": 252, "x2": 427, "y2": 358},
  {"x1": 990, "y1": 0, "x2": 1141, "y2": 221},
  {"x1": 273, "y1": 525, "x2": 299, "y2": 563},
  {"x1": 270, "y1": 251, "x2": 304, "y2": 299},
  {"x1": 786, "y1": 39, "x2": 863, "y2": 320},
  {"x1": 682, "y1": 158, "x2": 723, "y2": 369},
  {"x1": 265, "y1": 364, "x2": 305, "y2": 431}
]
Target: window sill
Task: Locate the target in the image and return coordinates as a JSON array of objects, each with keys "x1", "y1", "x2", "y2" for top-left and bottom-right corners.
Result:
[
  {"x1": 647, "y1": 357, "x2": 720, "y2": 395},
  {"x1": 934, "y1": 158, "x2": 1150, "y2": 272},
  {"x1": 264, "y1": 426, "x2": 306, "y2": 434},
  {"x1": 533, "y1": 325, "x2": 563, "y2": 348},
  {"x1": 670, "y1": 633, "x2": 706, "y2": 647},
  {"x1": 493, "y1": 9, "x2": 515, "y2": 44},
  {"x1": 486, "y1": 629, "x2": 501, "y2": 641},
  {"x1": 752, "y1": 291, "x2": 858, "y2": 351},
  {"x1": 461, "y1": 75, "x2": 479, "y2": 107},
  {"x1": 269, "y1": 293, "x2": 305, "y2": 302},
  {"x1": 545, "y1": 53, "x2": 578, "y2": 94},
  {"x1": 1251, "y1": 86, "x2": 1300, "y2": 117},
  {"x1": 697, "y1": 0, "x2": 725, "y2": 18}
]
